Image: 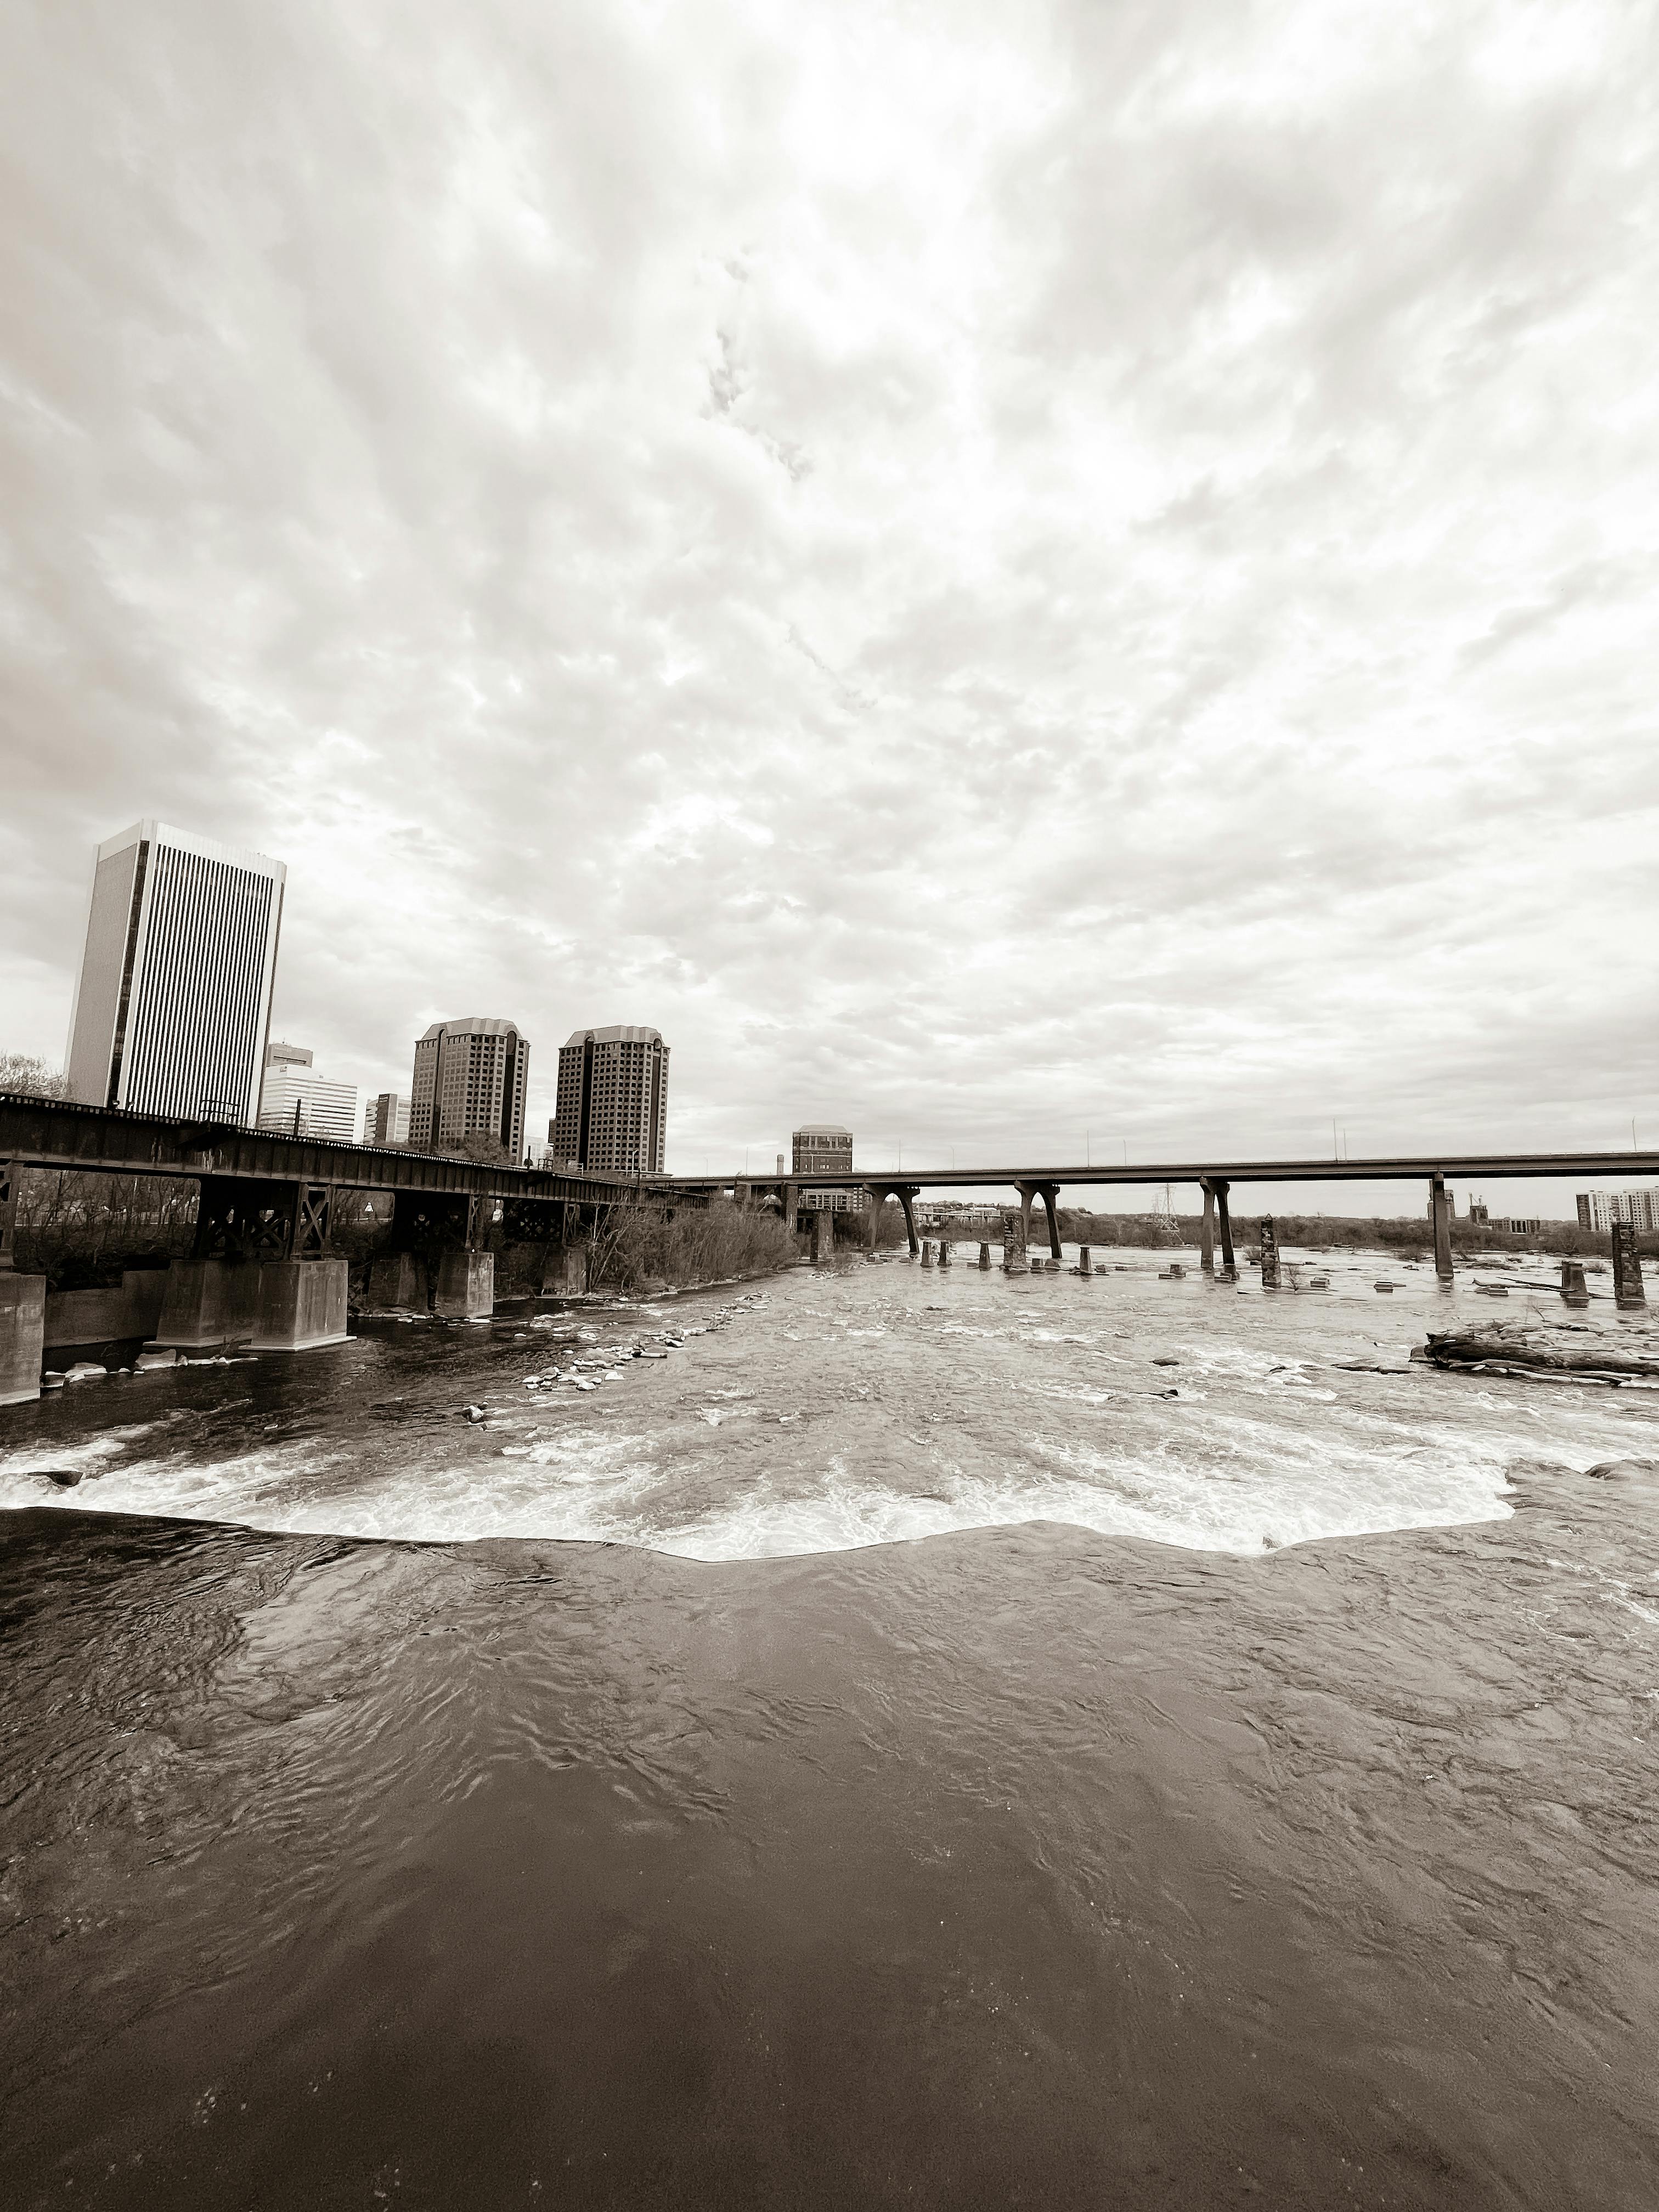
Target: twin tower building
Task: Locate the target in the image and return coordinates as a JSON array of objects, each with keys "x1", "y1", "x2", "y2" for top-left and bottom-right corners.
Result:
[{"x1": 64, "y1": 819, "x2": 669, "y2": 1174}]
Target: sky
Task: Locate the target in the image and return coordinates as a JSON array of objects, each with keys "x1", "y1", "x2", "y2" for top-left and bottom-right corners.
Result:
[{"x1": 1, "y1": 0, "x2": 1655, "y2": 1216}]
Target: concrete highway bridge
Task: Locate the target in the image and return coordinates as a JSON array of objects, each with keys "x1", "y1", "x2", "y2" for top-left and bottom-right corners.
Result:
[
  {"x1": 674, "y1": 1149, "x2": 1659, "y2": 1278},
  {"x1": 1, "y1": 1090, "x2": 1652, "y2": 1404}
]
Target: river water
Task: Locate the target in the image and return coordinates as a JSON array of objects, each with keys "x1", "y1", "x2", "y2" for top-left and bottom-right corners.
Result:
[{"x1": 2, "y1": 1248, "x2": 1657, "y2": 2207}]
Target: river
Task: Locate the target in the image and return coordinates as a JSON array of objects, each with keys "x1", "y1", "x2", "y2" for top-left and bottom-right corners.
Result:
[{"x1": 2, "y1": 1246, "x2": 1656, "y2": 2207}]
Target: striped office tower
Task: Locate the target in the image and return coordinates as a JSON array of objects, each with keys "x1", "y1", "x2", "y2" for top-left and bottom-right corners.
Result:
[{"x1": 65, "y1": 820, "x2": 286, "y2": 1125}]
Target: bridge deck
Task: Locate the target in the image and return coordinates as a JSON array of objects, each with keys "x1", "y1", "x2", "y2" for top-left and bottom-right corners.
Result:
[
  {"x1": 664, "y1": 1151, "x2": 1659, "y2": 1193},
  {"x1": 0, "y1": 1093, "x2": 638, "y2": 1209},
  {"x1": 5, "y1": 1096, "x2": 1653, "y2": 1206}
]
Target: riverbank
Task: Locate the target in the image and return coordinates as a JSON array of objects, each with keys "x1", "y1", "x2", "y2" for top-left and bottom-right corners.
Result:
[{"x1": 2, "y1": 1449, "x2": 1655, "y2": 2209}]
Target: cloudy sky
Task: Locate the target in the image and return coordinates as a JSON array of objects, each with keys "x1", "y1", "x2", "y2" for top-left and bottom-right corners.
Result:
[{"x1": 2, "y1": 0, "x2": 1655, "y2": 1211}]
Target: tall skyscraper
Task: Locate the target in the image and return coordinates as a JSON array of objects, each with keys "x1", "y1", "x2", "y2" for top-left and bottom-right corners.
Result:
[
  {"x1": 255, "y1": 1043, "x2": 360, "y2": 1142},
  {"x1": 551, "y1": 1026, "x2": 668, "y2": 1173},
  {"x1": 362, "y1": 1091, "x2": 411, "y2": 1146},
  {"x1": 409, "y1": 1018, "x2": 529, "y2": 1157},
  {"x1": 793, "y1": 1124, "x2": 862, "y2": 1211},
  {"x1": 66, "y1": 820, "x2": 285, "y2": 1124}
]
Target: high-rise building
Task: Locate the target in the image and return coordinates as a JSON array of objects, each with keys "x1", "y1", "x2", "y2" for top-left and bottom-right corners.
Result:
[
  {"x1": 256, "y1": 1043, "x2": 359, "y2": 1142},
  {"x1": 410, "y1": 1019, "x2": 529, "y2": 1158},
  {"x1": 793, "y1": 1124, "x2": 862, "y2": 1212},
  {"x1": 362, "y1": 1092, "x2": 410, "y2": 1147},
  {"x1": 551, "y1": 1026, "x2": 668, "y2": 1173},
  {"x1": 65, "y1": 820, "x2": 284, "y2": 1124},
  {"x1": 1578, "y1": 1188, "x2": 1659, "y2": 1233}
]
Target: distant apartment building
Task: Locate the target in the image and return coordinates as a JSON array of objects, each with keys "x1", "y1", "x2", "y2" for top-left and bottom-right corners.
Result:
[
  {"x1": 1578, "y1": 1188, "x2": 1659, "y2": 1234},
  {"x1": 793, "y1": 1124, "x2": 863, "y2": 1212},
  {"x1": 550, "y1": 1026, "x2": 668, "y2": 1173},
  {"x1": 256, "y1": 1043, "x2": 360, "y2": 1143},
  {"x1": 409, "y1": 1018, "x2": 528, "y2": 1158},
  {"x1": 362, "y1": 1091, "x2": 410, "y2": 1147},
  {"x1": 66, "y1": 819, "x2": 284, "y2": 1124}
]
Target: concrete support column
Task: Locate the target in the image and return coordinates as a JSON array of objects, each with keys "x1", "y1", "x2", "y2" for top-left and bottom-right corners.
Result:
[
  {"x1": 1212, "y1": 1178, "x2": 1236, "y2": 1279},
  {"x1": 0, "y1": 1156, "x2": 21, "y2": 1272},
  {"x1": 151, "y1": 1258, "x2": 263, "y2": 1349},
  {"x1": 541, "y1": 1246, "x2": 588, "y2": 1296},
  {"x1": 781, "y1": 1182, "x2": 799, "y2": 1234},
  {"x1": 1560, "y1": 1259, "x2": 1590, "y2": 1306},
  {"x1": 435, "y1": 1249, "x2": 494, "y2": 1320},
  {"x1": 921, "y1": 1239, "x2": 934, "y2": 1268},
  {"x1": 1, "y1": 1272, "x2": 46, "y2": 1406},
  {"x1": 898, "y1": 1190, "x2": 920, "y2": 1257},
  {"x1": 809, "y1": 1212, "x2": 828, "y2": 1264},
  {"x1": 938, "y1": 1238, "x2": 952, "y2": 1268},
  {"x1": 1078, "y1": 1245, "x2": 1093, "y2": 1276},
  {"x1": 978, "y1": 1242, "x2": 991, "y2": 1269},
  {"x1": 1431, "y1": 1175, "x2": 1454, "y2": 1283},
  {"x1": 1611, "y1": 1222, "x2": 1647, "y2": 1308},
  {"x1": 1037, "y1": 1186, "x2": 1063, "y2": 1261},
  {"x1": 364, "y1": 1249, "x2": 425, "y2": 1312},
  {"x1": 249, "y1": 1259, "x2": 351, "y2": 1352},
  {"x1": 864, "y1": 1188, "x2": 884, "y2": 1248},
  {"x1": 1199, "y1": 1181, "x2": 1216, "y2": 1273},
  {"x1": 1259, "y1": 1218, "x2": 1281, "y2": 1290},
  {"x1": 1003, "y1": 1210, "x2": 1029, "y2": 1274},
  {"x1": 1017, "y1": 1184, "x2": 1037, "y2": 1249}
]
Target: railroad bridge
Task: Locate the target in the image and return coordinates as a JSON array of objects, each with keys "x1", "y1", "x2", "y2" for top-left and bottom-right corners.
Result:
[{"x1": 0, "y1": 1092, "x2": 656, "y2": 1402}]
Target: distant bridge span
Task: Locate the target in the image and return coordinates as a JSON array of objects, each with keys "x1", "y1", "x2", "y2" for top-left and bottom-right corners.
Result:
[{"x1": 663, "y1": 1150, "x2": 1659, "y2": 1269}]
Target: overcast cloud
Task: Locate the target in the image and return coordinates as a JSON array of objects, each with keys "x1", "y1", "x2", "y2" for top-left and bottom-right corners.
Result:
[{"x1": 2, "y1": 0, "x2": 1655, "y2": 1209}]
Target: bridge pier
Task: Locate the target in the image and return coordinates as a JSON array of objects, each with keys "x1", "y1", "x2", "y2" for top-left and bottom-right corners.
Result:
[
  {"x1": 978, "y1": 1242, "x2": 991, "y2": 1269},
  {"x1": 436, "y1": 1249, "x2": 494, "y2": 1320},
  {"x1": 151, "y1": 1259, "x2": 264, "y2": 1349},
  {"x1": 809, "y1": 1212, "x2": 828, "y2": 1264},
  {"x1": 1200, "y1": 1181, "x2": 1216, "y2": 1273},
  {"x1": 921, "y1": 1239, "x2": 934, "y2": 1268},
  {"x1": 1077, "y1": 1244, "x2": 1092, "y2": 1276},
  {"x1": 248, "y1": 1259, "x2": 351, "y2": 1353},
  {"x1": 1611, "y1": 1221, "x2": 1646, "y2": 1308},
  {"x1": 365, "y1": 1249, "x2": 425, "y2": 1311},
  {"x1": 1212, "y1": 1178, "x2": 1236, "y2": 1279},
  {"x1": 1017, "y1": 1182, "x2": 1063, "y2": 1262},
  {"x1": 938, "y1": 1237, "x2": 952, "y2": 1267},
  {"x1": 1003, "y1": 1209, "x2": 1029, "y2": 1274},
  {"x1": 0, "y1": 1271, "x2": 46, "y2": 1406},
  {"x1": 1431, "y1": 1175, "x2": 1454, "y2": 1283},
  {"x1": 1259, "y1": 1218, "x2": 1281, "y2": 1290}
]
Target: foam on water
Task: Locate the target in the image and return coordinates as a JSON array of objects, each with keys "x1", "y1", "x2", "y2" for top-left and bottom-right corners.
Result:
[{"x1": 2, "y1": 1250, "x2": 1655, "y2": 1559}]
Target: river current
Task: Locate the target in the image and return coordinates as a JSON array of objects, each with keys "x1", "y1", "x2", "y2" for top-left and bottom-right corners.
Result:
[
  {"x1": 3, "y1": 1248, "x2": 1656, "y2": 2209},
  {"x1": 2, "y1": 1245, "x2": 1653, "y2": 1552}
]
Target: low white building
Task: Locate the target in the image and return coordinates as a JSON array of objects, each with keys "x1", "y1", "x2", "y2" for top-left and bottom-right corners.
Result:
[{"x1": 257, "y1": 1049, "x2": 360, "y2": 1143}]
